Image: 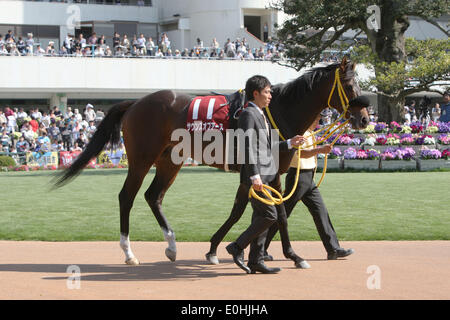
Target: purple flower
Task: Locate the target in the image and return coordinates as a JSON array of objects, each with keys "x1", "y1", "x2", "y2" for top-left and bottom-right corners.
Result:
[
  {"x1": 401, "y1": 147, "x2": 416, "y2": 160},
  {"x1": 375, "y1": 122, "x2": 388, "y2": 133},
  {"x1": 401, "y1": 133, "x2": 412, "y2": 139},
  {"x1": 420, "y1": 149, "x2": 442, "y2": 159},
  {"x1": 343, "y1": 147, "x2": 357, "y2": 159},
  {"x1": 381, "y1": 147, "x2": 415, "y2": 160},
  {"x1": 366, "y1": 149, "x2": 380, "y2": 160},
  {"x1": 438, "y1": 122, "x2": 450, "y2": 133},
  {"x1": 384, "y1": 146, "x2": 397, "y2": 154},
  {"x1": 329, "y1": 147, "x2": 342, "y2": 159},
  {"x1": 415, "y1": 136, "x2": 425, "y2": 145}
]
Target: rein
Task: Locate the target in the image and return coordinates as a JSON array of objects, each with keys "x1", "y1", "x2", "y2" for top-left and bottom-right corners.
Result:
[{"x1": 250, "y1": 68, "x2": 351, "y2": 206}]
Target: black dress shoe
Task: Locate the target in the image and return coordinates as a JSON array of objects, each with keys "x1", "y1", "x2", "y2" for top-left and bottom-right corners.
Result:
[
  {"x1": 248, "y1": 262, "x2": 281, "y2": 274},
  {"x1": 327, "y1": 248, "x2": 355, "y2": 260},
  {"x1": 263, "y1": 251, "x2": 273, "y2": 261},
  {"x1": 226, "y1": 242, "x2": 250, "y2": 274}
]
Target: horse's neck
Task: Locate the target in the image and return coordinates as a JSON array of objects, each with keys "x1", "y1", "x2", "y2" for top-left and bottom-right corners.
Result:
[{"x1": 272, "y1": 77, "x2": 333, "y2": 137}]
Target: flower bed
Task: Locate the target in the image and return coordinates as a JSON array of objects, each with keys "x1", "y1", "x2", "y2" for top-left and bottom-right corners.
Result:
[
  {"x1": 343, "y1": 147, "x2": 380, "y2": 169},
  {"x1": 356, "y1": 121, "x2": 450, "y2": 135},
  {"x1": 1, "y1": 163, "x2": 129, "y2": 172},
  {"x1": 378, "y1": 147, "x2": 417, "y2": 169},
  {"x1": 416, "y1": 148, "x2": 450, "y2": 171},
  {"x1": 374, "y1": 122, "x2": 389, "y2": 133},
  {"x1": 381, "y1": 147, "x2": 416, "y2": 161},
  {"x1": 389, "y1": 121, "x2": 402, "y2": 133},
  {"x1": 436, "y1": 134, "x2": 450, "y2": 150},
  {"x1": 399, "y1": 133, "x2": 415, "y2": 145},
  {"x1": 420, "y1": 148, "x2": 442, "y2": 160},
  {"x1": 415, "y1": 135, "x2": 436, "y2": 146}
]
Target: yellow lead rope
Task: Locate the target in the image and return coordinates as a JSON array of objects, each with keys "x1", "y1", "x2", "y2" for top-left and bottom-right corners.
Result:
[{"x1": 249, "y1": 68, "x2": 350, "y2": 205}]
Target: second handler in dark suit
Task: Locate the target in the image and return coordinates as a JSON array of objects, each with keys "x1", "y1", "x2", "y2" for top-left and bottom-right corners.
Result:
[
  {"x1": 263, "y1": 114, "x2": 355, "y2": 260},
  {"x1": 226, "y1": 75, "x2": 305, "y2": 274}
]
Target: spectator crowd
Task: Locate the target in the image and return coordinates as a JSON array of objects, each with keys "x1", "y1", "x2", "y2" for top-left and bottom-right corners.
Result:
[
  {"x1": 0, "y1": 28, "x2": 286, "y2": 61},
  {"x1": 0, "y1": 104, "x2": 107, "y2": 157}
]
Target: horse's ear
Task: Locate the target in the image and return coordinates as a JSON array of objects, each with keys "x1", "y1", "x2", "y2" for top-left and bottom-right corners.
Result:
[{"x1": 340, "y1": 56, "x2": 348, "y2": 71}]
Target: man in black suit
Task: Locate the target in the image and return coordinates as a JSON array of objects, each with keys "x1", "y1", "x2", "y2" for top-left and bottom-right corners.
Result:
[{"x1": 226, "y1": 75, "x2": 305, "y2": 274}]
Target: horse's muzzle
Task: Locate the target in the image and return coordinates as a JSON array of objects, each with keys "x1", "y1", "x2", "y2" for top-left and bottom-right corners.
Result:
[{"x1": 348, "y1": 96, "x2": 371, "y2": 129}]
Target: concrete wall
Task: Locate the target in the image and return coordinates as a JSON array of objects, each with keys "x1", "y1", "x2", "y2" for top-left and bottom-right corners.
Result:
[{"x1": 0, "y1": 56, "x2": 300, "y2": 99}]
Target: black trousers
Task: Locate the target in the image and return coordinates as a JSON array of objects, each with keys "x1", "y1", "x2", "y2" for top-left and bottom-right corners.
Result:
[
  {"x1": 265, "y1": 167, "x2": 340, "y2": 254},
  {"x1": 235, "y1": 182, "x2": 278, "y2": 265}
]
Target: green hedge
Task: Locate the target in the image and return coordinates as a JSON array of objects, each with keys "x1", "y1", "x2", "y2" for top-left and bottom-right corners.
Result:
[{"x1": 0, "y1": 156, "x2": 16, "y2": 167}]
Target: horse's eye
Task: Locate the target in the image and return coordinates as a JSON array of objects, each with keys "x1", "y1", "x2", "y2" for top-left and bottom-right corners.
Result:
[{"x1": 345, "y1": 85, "x2": 353, "y2": 91}]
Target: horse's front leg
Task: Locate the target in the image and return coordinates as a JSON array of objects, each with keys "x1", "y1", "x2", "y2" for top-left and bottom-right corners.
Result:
[
  {"x1": 206, "y1": 183, "x2": 250, "y2": 264},
  {"x1": 145, "y1": 155, "x2": 183, "y2": 262}
]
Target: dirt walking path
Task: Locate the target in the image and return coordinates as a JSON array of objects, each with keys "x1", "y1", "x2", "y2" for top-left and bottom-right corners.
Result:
[{"x1": 0, "y1": 240, "x2": 449, "y2": 300}]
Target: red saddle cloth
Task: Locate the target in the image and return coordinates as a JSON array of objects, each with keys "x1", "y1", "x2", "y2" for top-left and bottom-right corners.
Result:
[{"x1": 186, "y1": 95, "x2": 230, "y2": 132}]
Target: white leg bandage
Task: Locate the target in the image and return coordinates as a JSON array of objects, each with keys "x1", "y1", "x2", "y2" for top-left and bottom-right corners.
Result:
[
  {"x1": 120, "y1": 233, "x2": 136, "y2": 261},
  {"x1": 163, "y1": 229, "x2": 177, "y2": 252},
  {"x1": 163, "y1": 228, "x2": 177, "y2": 262}
]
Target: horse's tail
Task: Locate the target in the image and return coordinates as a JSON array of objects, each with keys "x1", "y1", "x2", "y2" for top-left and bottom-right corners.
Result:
[{"x1": 53, "y1": 100, "x2": 134, "y2": 188}]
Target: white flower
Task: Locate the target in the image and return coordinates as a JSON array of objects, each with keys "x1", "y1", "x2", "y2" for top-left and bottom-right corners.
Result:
[
  {"x1": 362, "y1": 137, "x2": 376, "y2": 146},
  {"x1": 423, "y1": 137, "x2": 436, "y2": 145}
]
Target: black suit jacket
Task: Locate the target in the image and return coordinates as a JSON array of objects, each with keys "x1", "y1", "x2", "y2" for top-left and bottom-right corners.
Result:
[{"x1": 238, "y1": 103, "x2": 289, "y2": 186}]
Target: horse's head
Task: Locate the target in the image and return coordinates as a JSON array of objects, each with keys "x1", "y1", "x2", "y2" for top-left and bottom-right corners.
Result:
[{"x1": 328, "y1": 57, "x2": 370, "y2": 129}]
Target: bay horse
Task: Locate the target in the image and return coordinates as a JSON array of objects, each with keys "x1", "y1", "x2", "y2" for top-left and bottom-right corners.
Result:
[{"x1": 55, "y1": 57, "x2": 369, "y2": 268}]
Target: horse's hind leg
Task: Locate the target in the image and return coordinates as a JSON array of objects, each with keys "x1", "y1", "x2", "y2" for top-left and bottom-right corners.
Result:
[
  {"x1": 119, "y1": 164, "x2": 152, "y2": 265},
  {"x1": 205, "y1": 183, "x2": 249, "y2": 264},
  {"x1": 144, "y1": 148, "x2": 183, "y2": 262}
]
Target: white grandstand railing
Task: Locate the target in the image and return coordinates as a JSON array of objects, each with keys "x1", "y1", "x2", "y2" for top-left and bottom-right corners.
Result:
[
  {"x1": 16, "y1": 0, "x2": 153, "y2": 6},
  {"x1": 0, "y1": 52, "x2": 284, "y2": 61}
]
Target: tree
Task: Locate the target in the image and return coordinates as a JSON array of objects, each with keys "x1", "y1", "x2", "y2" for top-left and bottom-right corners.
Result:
[{"x1": 271, "y1": 0, "x2": 450, "y2": 122}]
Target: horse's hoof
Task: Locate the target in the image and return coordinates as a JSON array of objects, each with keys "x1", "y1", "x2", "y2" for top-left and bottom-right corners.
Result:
[
  {"x1": 295, "y1": 260, "x2": 311, "y2": 269},
  {"x1": 125, "y1": 257, "x2": 140, "y2": 265},
  {"x1": 165, "y1": 248, "x2": 177, "y2": 262},
  {"x1": 205, "y1": 252, "x2": 219, "y2": 265}
]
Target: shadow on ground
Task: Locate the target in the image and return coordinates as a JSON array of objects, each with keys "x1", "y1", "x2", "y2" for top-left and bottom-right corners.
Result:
[{"x1": 0, "y1": 259, "x2": 245, "y2": 282}]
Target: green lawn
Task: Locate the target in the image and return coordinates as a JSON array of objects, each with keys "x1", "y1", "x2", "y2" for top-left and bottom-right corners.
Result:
[{"x1": 0, "y1": 167, "x2": 449, "y2": 241}]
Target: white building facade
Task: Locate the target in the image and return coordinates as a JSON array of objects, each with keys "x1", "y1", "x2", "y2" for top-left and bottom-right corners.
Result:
[
  {"x1": 0, "y1": 1, "x2": 447, "y2": 110},
  {"x1": 0, "y1": 0, "x2": 288, "y2": 109}
]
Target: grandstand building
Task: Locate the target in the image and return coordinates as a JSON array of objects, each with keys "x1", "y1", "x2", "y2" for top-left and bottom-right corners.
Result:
[
  {"x1": 0, "y1": 1, "x2": 447, "y2": 111},
  {"x1": 0, "y1": 0, "x2": 290, "y2": 110}
]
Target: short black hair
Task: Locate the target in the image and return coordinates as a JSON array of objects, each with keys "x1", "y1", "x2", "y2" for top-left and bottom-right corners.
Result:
[{"x1": 245, "y1": 75, "x2": 271, "y2": 101}]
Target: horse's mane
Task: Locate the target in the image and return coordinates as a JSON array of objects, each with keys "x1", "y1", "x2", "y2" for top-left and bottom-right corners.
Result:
[{"x1": 272, "y1": 62, "x2": 355, "y2": 106}]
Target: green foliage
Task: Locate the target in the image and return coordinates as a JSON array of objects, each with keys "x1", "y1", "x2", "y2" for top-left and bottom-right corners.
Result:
[
  {"x1": 0, "y1": 156, "x2": 16, "y2": 167},
  {"x1": 271, "y1": 0, "x2": 449, "y2": 121},
  {"x1": 351, "y1": 38, "x2": 450, "y2": 97}
]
